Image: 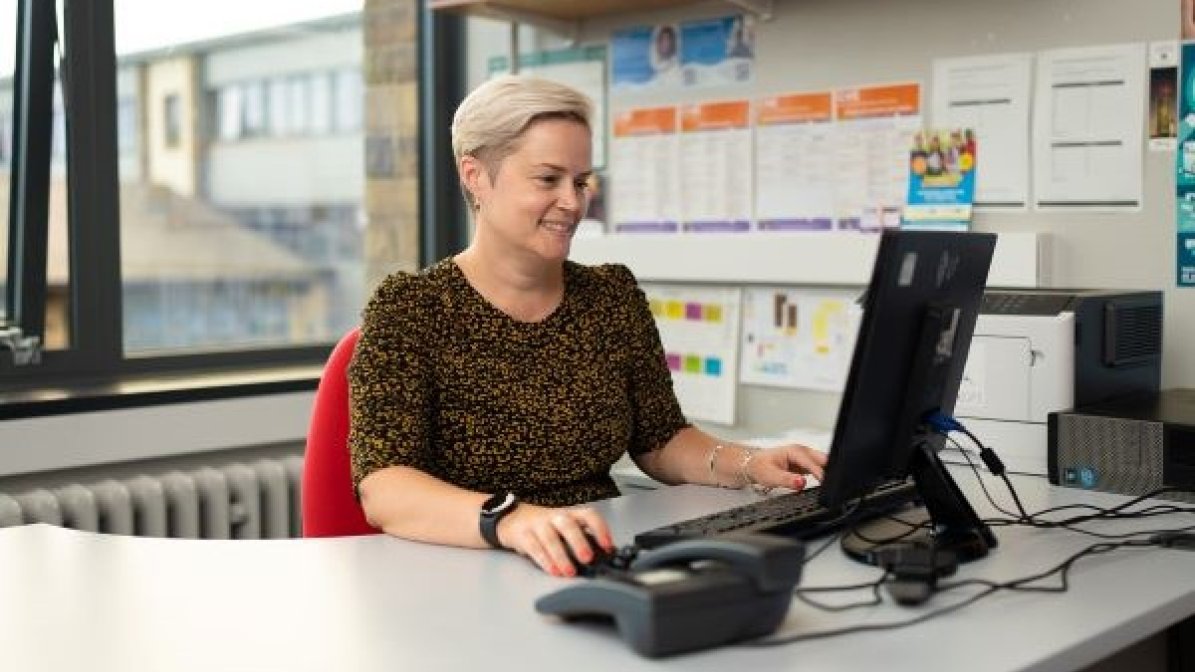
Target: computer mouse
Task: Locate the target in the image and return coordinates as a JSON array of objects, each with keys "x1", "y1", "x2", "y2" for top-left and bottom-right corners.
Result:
[
  {"x1": 565, "y1": 532, "x2": 630, "y2": 578},
  {"x1": 564, "y1": 532, "x2": 614, "y2": 577}
]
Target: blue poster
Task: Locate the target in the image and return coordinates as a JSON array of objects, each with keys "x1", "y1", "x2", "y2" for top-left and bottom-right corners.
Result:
[
  {"x1": 679, "y1": 15, "x2": 754, "y2": 87},
  {"x1": 902, "y1": 128, "x2": 977, "y2": 232},
  {"x1": 1177, "y1": 44, "x2": 1195, "y2": 189},
  {"x1": 1176, "y1": 43, "x2": 1195, "y2": 286},
  {"x1": 1178, "y1": 194, "x2": 1195, "y2": 233},
  {"x1": 1181, "y1": 233, "x2": 1195, "y2": 287},
  {"x1": 611, "y1": 24, "x2": 681, "y2": 89}
]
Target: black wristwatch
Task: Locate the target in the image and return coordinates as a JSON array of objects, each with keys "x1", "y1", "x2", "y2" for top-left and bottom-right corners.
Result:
[{"x1": 479, "y1": 492, "x2": 519, "y2": 549}]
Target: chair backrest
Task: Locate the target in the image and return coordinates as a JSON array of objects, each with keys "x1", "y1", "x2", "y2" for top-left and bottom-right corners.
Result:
[{"x1": 302, "y1": 327, "x2": 378, "y2": 537}]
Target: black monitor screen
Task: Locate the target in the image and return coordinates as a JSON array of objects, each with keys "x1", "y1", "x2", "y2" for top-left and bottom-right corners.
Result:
[{"x1": 818, "y1": 230, "x2": 996, "y2": 560}]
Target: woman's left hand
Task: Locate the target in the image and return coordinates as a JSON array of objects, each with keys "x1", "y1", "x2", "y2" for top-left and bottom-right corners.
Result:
[{"x1": 744, "y1": 444, "x2": 828, "y2": 492}]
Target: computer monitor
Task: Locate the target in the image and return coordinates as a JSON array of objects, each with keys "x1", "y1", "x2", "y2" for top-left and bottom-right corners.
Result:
[{"x1": 818, "y1": 229, "x2": 998, "y2": 565}]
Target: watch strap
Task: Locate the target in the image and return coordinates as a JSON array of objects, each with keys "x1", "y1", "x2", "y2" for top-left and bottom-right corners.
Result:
[{"x1": 479, "y1": 492, "x2": 518, "y2": 549}]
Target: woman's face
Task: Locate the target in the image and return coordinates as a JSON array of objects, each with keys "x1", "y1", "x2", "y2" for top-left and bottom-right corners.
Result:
[{"x1": 466, "y1": 118, "x2": 593, "y2": 262}]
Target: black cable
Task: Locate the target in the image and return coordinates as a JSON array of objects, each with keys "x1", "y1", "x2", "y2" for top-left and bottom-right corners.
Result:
[
  {"x1": 845, "y1": 511, "x2": 930, "y2": 547},
  {"x1": 751, "y1": 420, "x2": 1195, "y2": 643},
  {"x1": 751, "y1": 584, "x2": 1000, "y2": 645},
  {"x1": 946, "y1": 431, "x2": 1195, "y2": 533},
  {"x1": 794, "y1": 573, "x2": 889, "y2": 613},
  {"x1": 802, "y1": 494, "x2": 868, "y2": 564},
  {"x1": 755, "y1": 535, "x2": 1171, "y2": 646},
  {"x1": 946, "y1": 436, "x2": 1022, "y2": 520},
  {"x1": 796, "y1": 576, "x2": 890, "y2": 593},
  {"x1": 803, "y1": 527, "x2": 845, "y2": 564}
]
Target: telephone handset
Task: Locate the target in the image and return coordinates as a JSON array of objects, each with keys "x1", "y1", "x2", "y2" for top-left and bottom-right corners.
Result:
[{"x1": 534, "y1": 533, "x2": 805, "y2": 658}]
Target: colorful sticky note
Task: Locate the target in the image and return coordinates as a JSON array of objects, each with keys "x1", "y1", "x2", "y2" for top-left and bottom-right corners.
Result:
[
  {"x1": 666, "y1": 301, "x2": 685, "y2": 320},
  {"x1": 685, "y1": 303, "x2": 703, "y2": 320},
  {"x1": 649, "y1": 299, "x2": 665, "y2": 316},
  {"x1": 704, "y1": 304, "x2": 723, "y2": 323},
  {"x1": 704, "y1": 357, "x2": 722, "y2": 377},
  {"x1": 665, "y1": 353, "x2": 682, "y2": 371},
  {"x1": 683, "y1": 355, "x2": 702, "y2": 373}
]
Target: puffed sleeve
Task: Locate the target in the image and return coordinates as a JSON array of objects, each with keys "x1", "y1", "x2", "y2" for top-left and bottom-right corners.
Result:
[
  {"x1": 608, "y1": 264, "x2": 690, "y2": 455},
  {"x1": 348, "y1": 272, "x2": 436, "y2": 491}
]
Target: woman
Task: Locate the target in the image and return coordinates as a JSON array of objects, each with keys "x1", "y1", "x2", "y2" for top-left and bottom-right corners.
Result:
[
  {"x1": 349, "y1": 75, "x2": 825, "y2": 577},
  {"x1": 650, "y1": 24, "x2": 679, "y2": 75}
]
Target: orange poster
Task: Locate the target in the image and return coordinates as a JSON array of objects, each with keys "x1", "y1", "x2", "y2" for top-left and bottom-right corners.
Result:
[
  {"x1": 613, "y1": 107, "x2": 677, "y2": 137},
  {"x1": 680, "y1": 100, "x2": 751, "y2": 132},
  {"x1": 756, "y1": 92, "x2": 833, "y2": 126},
  {"x1": 835, "y1": 83, "x2": 920, "y2": 121}
]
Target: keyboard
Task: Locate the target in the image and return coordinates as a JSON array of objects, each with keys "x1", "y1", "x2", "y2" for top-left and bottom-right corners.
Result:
[{"x1": 633, "y1": 479, "x2": 918, "y2": 550}]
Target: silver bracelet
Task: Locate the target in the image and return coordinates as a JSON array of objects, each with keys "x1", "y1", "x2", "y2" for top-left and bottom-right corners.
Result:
[
  {"x1": 738, "y1": 447, "x2": 773, "y2": 495},
  {"x1": 707, "y1": 444, "x2": 728, "y2": 488}
]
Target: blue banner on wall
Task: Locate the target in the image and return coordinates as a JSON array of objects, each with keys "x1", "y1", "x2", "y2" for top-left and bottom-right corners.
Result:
[
  {"x1": 678, "y1": 15, "x2": 754, "y2": 87},
  {"x1": 1180, "y1": 233, "x2": 1195, "y2": 286},
  {"x1": 1175, "y1": 43, "x2": 1195, "y2": 286}
]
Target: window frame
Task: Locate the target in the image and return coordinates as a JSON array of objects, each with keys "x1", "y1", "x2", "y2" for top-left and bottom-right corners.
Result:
[
  {"x1": 4, "y1": 0, "x2": 55, "y2": 353},
  {"x1": 2, "y1": 0, "x2": 463, "y2": 392}
]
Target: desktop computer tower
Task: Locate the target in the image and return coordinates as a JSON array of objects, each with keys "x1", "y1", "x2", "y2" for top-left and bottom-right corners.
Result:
[{"x1": 1048, "y1": 389, "x2": 1195, "y2": 503}]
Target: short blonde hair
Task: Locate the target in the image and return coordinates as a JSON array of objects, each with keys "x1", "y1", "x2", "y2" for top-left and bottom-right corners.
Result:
[{"x1": 452, "y1": 75, "x2": 592, "y2": 209}]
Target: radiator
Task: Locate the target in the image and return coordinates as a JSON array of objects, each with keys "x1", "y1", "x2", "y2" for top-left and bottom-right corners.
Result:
[{"x1": 0, "y1": 456, "x2": 304, "y2": 539}]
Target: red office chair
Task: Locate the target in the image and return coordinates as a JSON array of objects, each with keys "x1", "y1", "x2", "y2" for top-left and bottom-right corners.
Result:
[{"x1": 302, "y1": 327, "x2": 379, "y2": 537}]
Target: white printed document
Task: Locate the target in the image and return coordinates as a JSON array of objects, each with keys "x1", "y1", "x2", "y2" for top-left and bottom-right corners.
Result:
[
  {"x1": 933, "y1": 53, "x2": 1032, "y2": 210},
  {"x1": 754, "y1": 92, "x2": 836, "y2": 230},
  {"x1": 1032, "y1": 43, "x2": 1146, "y2": 210},
  {"x1": 739, "y1": 287, "x2": 861, "y2": 392},
  {"x1": 611, "y1": 107, "x2": 681, "y2": 233},
  {"x1": 678, "y1": 100, "x2": 753, "y2": 232}
]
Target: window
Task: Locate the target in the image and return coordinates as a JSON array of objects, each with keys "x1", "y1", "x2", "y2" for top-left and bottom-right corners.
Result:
[
  {"x1": 242, "y1": 80, "x2": 266, "y2": 137},
  {"x1": 1, "y1": 0, "x2": 13, "y2": 323},
  {"x1": 267, "y1": 77, "x2": 287, "y2": 137},
  {"x1": 116, "y1": 4, "x2": 368, "y2": 354},
  {"x1": 286, "y1": 75, "x2": 311, "y2": 135},
  {"x1": 217, "y1": 85, "x2": 242, "y2": 141},
  {"x1": 116, "y1": 98, "x2": 137, "y2": 155},
  {"x1": 3, "y1": 0, "x2": 431, "y2": 385},
  {"x1": 333, "y1": 68, "x2": 361, "y2": 133},
  {"x1": 46, "y1": 74, "x2": 71, "y2": 350},
  {"x1": 310, "y1": 72, "x2": 332, "y2": 135},
  {"x1": 51, "y1": 85, "x2": 65, "y2": 161},
  {"x1": 163, "y1": 93, "x2": 181, "y2": 148},
  {"x1": 0, "y1": 107, "x2": 11, "y2": 166}
]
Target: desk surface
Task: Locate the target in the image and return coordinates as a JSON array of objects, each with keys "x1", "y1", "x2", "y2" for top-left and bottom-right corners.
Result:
[{"x1": 1, "y1": 472, "x2": 1193, "y2": 672}]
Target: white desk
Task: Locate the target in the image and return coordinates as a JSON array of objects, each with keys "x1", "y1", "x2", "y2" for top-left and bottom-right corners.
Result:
[{"x1": 1, "y1": 473, "x2": 1193, "y2": 672}]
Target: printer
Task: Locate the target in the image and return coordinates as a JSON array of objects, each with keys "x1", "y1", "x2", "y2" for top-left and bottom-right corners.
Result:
[{"x1": 953, "y1": 290, "x2": 1162, "y2": 475}]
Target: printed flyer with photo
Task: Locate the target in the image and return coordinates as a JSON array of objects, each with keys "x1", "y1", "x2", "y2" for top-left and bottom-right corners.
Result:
[{"x1": 903, "y1": 128, "x2": 977, "y2": 231}]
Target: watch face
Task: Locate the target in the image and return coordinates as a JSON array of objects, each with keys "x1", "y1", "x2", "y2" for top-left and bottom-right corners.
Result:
[{"x1": 482, "y1": 492, "x2": 517, "y2": 516}]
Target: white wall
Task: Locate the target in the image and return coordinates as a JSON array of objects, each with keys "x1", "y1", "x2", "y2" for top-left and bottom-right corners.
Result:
[{"x1": 464, "y1": 0, "x2": 1189, "y2": 438}]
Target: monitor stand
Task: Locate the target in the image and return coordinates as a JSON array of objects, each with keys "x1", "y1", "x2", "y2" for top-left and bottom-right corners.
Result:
[{"x1": 840, "y1": 432, "x2": 998, "y2": 567}]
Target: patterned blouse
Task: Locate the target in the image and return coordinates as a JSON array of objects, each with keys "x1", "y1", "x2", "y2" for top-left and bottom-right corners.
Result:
[{"x1": 348, "y1": 258, "x2": 689, "y2": 507}]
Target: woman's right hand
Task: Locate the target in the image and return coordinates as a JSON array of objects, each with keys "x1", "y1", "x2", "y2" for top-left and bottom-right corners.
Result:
[{"x1": 496, "y1": 503, "x2": 614, "y2": 577}]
